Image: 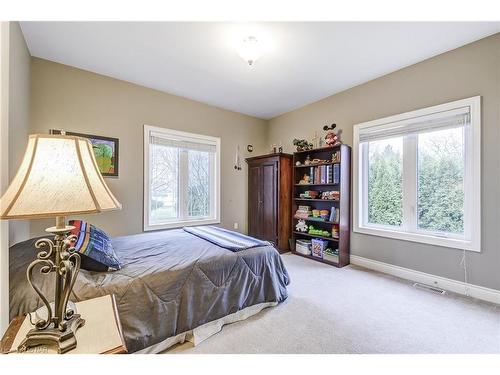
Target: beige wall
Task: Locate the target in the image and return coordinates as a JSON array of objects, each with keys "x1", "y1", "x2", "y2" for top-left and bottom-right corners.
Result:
[
  {"x1": 0, "y1": 20, "x2": 31, "y2": 335},
  {"x1": 0, "y1": 21, "x2": 10, "y2": 336},
  {"x1": 8, "y1": 22, "x2": 30, "y2": 246},
  {"x1": 29, "y1": 58, "x2": 268, "y2": 237},
  {"x1": 24, "y1": 33, "x2": 500, "y2": 291},
  {"x1": 268, "y1": 34, "x2": 500, "y2": 290}
]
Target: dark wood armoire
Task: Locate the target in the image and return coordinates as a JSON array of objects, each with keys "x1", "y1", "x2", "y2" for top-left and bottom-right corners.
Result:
[{"x1": 246, "y1": 153, "x2": 293, "y2": 253}]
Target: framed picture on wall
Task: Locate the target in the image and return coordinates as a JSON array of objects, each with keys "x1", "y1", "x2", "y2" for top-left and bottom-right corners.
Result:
[{"x1": 50, "y1": 129, "x2": 119, "y2": 177}]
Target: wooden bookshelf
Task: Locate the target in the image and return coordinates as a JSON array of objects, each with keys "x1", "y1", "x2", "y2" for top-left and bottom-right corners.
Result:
[
  {"x1": 293, "y1": 231, "x2": 339, "y2": 241},
  {"x1": 294, "y1": 161, "x2": 340, "y2": 168},
  {"x1": 292, "y1": 250, "x2": 340, "y2": 266},
  {"x1": 294, "y1": 183, "x2": 338, "y2": 187},
  {"x1": 293, "y1": 216, "x2": 336, "y2": 224},
  {"x1": 291, "y1": 144, "x2": 351, "y2": 268},
  {"x1": 294, "y1": 198, "x2": 340, "y2": 202}
]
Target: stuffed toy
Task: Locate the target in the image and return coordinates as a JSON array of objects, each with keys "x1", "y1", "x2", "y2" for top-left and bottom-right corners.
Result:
[
  {"x1": 323, "y1": 123, "x2": 341, "y2": 147},
  {"x1": 295, "y1": 219, "x2": 308, "y2": 232}
]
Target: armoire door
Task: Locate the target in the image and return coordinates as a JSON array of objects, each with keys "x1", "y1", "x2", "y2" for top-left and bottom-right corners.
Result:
[
  {"x1": 260, "y1": 161, "x2": 278, "y2": 243},
  {"x1": 247, "y1": 165, "x2": 262, "y2": 238}
]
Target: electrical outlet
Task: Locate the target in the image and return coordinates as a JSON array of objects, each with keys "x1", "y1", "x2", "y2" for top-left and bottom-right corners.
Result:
[{"x1": 233, "y1": 222, "x2": 239, "y2": 230}]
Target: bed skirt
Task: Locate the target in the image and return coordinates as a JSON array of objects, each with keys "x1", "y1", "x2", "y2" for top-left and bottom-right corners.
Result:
[{"x1": 135, "y1": 301, "x2": 278, "y2": 354}]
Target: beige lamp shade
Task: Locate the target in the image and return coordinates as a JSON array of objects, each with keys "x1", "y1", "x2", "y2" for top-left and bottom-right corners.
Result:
[{"x1": 0, "y1": 134, "x2": 122, "y2": 219}]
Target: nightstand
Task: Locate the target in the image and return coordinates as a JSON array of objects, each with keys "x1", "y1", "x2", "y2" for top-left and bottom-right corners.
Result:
[{"x1": 1, "y1": 294, "x2": 127, "y2": 354}]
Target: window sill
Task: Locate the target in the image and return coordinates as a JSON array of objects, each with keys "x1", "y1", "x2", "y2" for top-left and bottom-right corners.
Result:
[
  {"x1": 144, "y1": 218, "x2": 220, "y2": 231},
  {"x1": 353, "y1": 225, "x2": 479, "y2": 252}
]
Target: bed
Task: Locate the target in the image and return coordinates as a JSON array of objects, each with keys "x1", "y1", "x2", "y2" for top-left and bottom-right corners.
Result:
[{"x1": 9, "y1": 228, "x2": 290, "y2": 353}]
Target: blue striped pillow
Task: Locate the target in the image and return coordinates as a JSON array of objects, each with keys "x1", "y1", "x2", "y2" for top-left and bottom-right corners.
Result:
[{"x1": 69, "y1": 220, "x2": 121, "y2": 272}]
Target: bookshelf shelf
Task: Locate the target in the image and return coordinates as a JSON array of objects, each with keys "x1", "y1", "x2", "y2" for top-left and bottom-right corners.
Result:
[
  {"x1": 291, "y1": 144, "x2": 351, "y2": 268},
  {"x1": 293, "y1": 231, "x2": 339, "y2": 241},
  {"x1": 291, "y1": 250, "x2": 339, "y2": 266},
  {"x1": 293, "y1": 145, "x2": 340, "y2": 155},
  {"x1": 294, "y1": 183, "x2": 339, "y2": 187},
  {"x1": 294, "y1": 198, "x2": 339, "y2": 202},
  {"x1": 294, "y1": 162, "x2": 340, "y2": 169},
  {"x1": 293, "y1": 217, "x2": 335, "y2": 224}
]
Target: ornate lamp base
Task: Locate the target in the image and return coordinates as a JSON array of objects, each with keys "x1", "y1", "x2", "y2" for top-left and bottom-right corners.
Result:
[
  {"x1": 19, "y1": 216, "x2": 85, "y2": 354},
  {"x1": 18, "y1": 314, "x2": 85, "y2": 354}
]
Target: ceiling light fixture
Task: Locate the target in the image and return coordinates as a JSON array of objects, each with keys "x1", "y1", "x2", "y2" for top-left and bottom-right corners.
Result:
[{"x1": 237, "y1": 36, "x2": 262, "y2": 66}]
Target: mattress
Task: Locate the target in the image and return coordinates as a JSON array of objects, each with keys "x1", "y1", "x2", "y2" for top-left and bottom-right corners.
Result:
[{"x1": 9, "y1": 229, "x2": 290, "y2": 353}]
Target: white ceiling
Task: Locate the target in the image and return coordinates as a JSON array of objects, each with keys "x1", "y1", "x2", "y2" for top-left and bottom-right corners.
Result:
[{"x1": 20, "y1": 22, "x2": 499, "y2": 119}]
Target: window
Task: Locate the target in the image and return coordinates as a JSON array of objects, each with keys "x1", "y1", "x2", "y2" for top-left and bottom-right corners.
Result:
[
  {"x1": 353, "y1": 97, "x2": 481, "y2": 251},
  {"x1": 143, "y1": 125, "x2": 220, "y2": 230}
]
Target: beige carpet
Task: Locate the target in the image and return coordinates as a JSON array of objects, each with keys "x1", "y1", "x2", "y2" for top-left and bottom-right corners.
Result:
[{"x1": 166, "y1": 253, "x2": 500, "y2": 354}]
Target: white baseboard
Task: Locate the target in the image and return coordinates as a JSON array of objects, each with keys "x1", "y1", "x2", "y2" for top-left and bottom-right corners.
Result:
[{"x1": 350, "y1": 255, "x2": 500, "y2": 305}]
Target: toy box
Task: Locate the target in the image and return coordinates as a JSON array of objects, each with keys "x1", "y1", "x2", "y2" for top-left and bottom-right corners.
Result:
[
  {"x1": 311, "y1": 238, "x2": 328, "y2": 259},
  {"x1": 323, "y1": 248, "x2": 339, "y2": 263},
  {"x1": 295, "y1": 239, "x2": 312, "y2": 255}
]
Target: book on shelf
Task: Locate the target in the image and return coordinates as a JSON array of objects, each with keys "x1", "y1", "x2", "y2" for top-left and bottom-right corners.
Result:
[
  {"x1": 328, "y1": 207, "x2": 340, "y2": 223},
  {"x1": 295, "y1": 212, "x2": 310, "y2": 219},
  {"x1": 295, "y1": 205, "x2": 311, "y2": 219},
  {"x1": 332, "y1": 164, "x2": 340, "y2": 184},
  {"x1": 303, "y1": 164, "x2": 336, "y2": 184}
]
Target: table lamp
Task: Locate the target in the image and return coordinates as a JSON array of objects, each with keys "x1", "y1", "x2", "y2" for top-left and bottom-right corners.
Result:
[{"x1": 0, "y1": 134, "x2": 122, "y2": 353}]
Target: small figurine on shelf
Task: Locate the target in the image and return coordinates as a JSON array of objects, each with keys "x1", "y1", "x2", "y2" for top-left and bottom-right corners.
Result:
[
  {"x1": 299, "y1": 174, "x2": 311, "y2": 185},
  {"x1": 295, "y1": 219, "x2": 308, "y2": 232},
  {"x1": 323, "y1": 123, "x2": 342, "y2": 147},
  {"x1": 304, "y1": 155, "x2": 312, "y2": 165},
  {"x1": 312, "y1": 131, "x2": 320, "y2": 149},
  {"x1": 332, "y1": 151, "x2": 341, "y2": 163},
  {"x1": 332, "y1": 224, "x2": 340, "y2": 238},
  {"x1": 302, "y1": 190, "x2": 319, "y2": 199},
  {"x1": 321, "y1": 191, "x2": 340, "y2": 200},
  {"x1": 320, "y1": 210, "x2": 329, "y2": 220},
  {"x1": 293, "y1": 138, "x2": 314, "y2": 152}
]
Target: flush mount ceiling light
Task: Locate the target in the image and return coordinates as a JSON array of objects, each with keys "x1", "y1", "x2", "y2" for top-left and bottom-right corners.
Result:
[{"x1": 237, "y1": 36, "x2": 262, "y2": 66}]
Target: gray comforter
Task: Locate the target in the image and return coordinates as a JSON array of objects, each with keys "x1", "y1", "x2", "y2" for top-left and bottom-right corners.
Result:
[{"x1": 9, "y1": 229, "x2": 290, "y2": 353}]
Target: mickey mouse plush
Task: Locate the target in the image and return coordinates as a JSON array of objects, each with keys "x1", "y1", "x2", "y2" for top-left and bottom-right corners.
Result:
[{"x1": 323, "y1": 124, "x2": 341, "y2": 147}]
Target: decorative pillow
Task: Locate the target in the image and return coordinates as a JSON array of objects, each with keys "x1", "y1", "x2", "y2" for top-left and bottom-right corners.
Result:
[{"x1": 68, "y1": 220, "x2": 121, "y2": 272}]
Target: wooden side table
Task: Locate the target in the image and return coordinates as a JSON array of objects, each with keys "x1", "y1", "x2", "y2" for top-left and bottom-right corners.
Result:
[{"x1": 1, "y1": 294, "x2": 127, "y2": 354}]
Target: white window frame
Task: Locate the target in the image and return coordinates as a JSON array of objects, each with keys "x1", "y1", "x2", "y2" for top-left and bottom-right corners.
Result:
[
  {"x1": 353, "y1": 96, "x2": 481, "y2": 252},
  {"x1": 143, "y1": 125, "x2": 221, "y2": 231}
]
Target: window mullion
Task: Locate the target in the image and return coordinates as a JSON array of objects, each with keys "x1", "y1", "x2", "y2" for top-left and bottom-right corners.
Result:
[
  {"x1": 179, "y1": 149, "x2": 188, "y2": 220},
  {"x1": 463, "y1": 123, "x2": 472, "y2": 243},
  {"x1": 210, "y1": 153, "x2": 216, "y2": 219},
  {"x1": 361, "y1": 143, "x2": 369, "y2": 227},
  {"x1": 402, "y1": 134, "x2": 417, "y2": 232}
]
